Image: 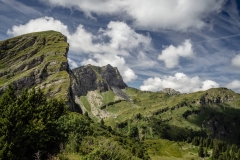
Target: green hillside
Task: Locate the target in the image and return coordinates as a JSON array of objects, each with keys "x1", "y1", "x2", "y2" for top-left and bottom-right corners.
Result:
[
  {"x1": 1, "y1": 31, "x2": 240, "y2": 160},
  {"x1": 81, "y1": 87, "x2": 240, "y2": 143},
  {"x1": 78, "y1": 87, "x2": 240, "y2": 159}
]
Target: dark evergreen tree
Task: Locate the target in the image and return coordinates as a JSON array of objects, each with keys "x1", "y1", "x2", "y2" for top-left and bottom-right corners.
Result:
[
  {"x1": 212, "y1": 140, "x2": 220, "y2": 160},
  {"x1": 0, "y1": 86, "x2": 66, "y2": 159},
  {"x1": 198, "y1": 140, "x2": 204, "y2": 157},
  {"x1": 100, "y1": 119, "x2": 104, "y2": 126},
  {"x1": 128, "y1": 126, "x2": 139, "y2": 140},
  {"x1": 204, "y1": 147, "x2": 208, "y2": 157},
  {"x1": 186, "y1": 137, "x2": 192, "y2": 143},
  {"x1": 236, "y1": 149, "x2": 240, "y2": 160},
  {"x1": 192, "y1": 137, "x2": 200, "y2": 146}
]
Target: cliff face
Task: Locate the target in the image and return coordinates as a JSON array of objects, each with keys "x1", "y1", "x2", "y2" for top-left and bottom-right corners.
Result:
[
  {"x1": 160, "y1": 88, "x2": 181, "y2": 95},
  {"x1": 71, "y1": 64, "x2": 127, "y2": 96},
  {"x1": 70, "y1": 64, "x2": 129, "y2": 118},
  {"x1": 0, "y1": 31, "x2": 128, "y2": 112},
  {"x1": 0, "y1": 31, "x2": 71, "y2": 103}
]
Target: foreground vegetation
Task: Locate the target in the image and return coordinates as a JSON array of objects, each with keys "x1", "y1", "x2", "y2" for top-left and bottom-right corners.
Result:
[
  {"x1": 1, "y1": 86, "x2": 240, "y2": 159},
  {"x1": 0, "y1": 86, "x2": 150, "y2": 159}
]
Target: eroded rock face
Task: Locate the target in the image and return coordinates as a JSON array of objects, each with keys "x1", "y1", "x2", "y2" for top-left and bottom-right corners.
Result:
[
  {"x1": 198, "y1": 89, "x2": 235, "y2": 105},
  {"x1": 0, "y1": 31, "x2": 128, "y2": 112},
  {"x1": 71, "y1": 64, "x2": 127, "y2": 96},
  {"x1": 0, "y1": 31, "x2": 71, "y2": 104},
  {"x1": 160, "y1": 88, "x2": 181, "y2": 95}
]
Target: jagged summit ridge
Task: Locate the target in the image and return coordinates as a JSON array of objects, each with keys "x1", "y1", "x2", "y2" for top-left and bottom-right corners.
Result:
[
  {"x1": 0, "y1": 31, "x2": 129, "y2": 112},
  {"x1": 160, "y1": 88, "x2": 181, "y2": 95},
  {"x1": 71, "y1": 64, "x2": 127, "y2": 96}
]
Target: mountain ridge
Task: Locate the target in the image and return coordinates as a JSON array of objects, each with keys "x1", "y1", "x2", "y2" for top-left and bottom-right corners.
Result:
[
  {"x1": 0, "y1": 31, "x2": 71, "y2": 101},
  {"x1": 0, "y1": 31, "x2": 129, "y2": 112},
  {"x1": 1, "y1": 31, "x2": 240, "y2": 159}
]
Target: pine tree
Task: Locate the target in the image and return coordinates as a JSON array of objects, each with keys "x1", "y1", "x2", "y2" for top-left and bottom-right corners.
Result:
[
  {"x1": 236, "y1": 149, "x2": 240, "y2": 159},
  {"x1": 198, "y1": 140, "x2": 204, "y2": 157},
  {"x1": 186, "y1": 137, "x2": 192, "y2": 143},
  {"x1": 0, "y1": 86, "x2": 66, "y2": 159},
  {"x1": 204, "y1": 148, "x2": 208, "y2": 157},
  {"x1": 100, "y1": 119, "x2": 104, "y2": 126},
  {"x1": 212, "y1": 140, "x2": 220, "y2": 160},
  {"x1": 128, "y1": 125, "x2": 139, "y2": 140}
]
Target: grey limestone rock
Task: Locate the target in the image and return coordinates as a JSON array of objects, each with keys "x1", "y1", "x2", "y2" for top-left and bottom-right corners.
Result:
[
  {"x1": 71, "y1": 64, "x2": 127, "y2": 97},
  {"x1": 160, "y1": 88, "x2": 181, "y2": 95}
]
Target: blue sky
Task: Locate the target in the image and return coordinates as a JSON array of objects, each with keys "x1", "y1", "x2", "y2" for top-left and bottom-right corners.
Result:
[{"x1": 1, "y1": 0, "x2": 240, "y2": 93}]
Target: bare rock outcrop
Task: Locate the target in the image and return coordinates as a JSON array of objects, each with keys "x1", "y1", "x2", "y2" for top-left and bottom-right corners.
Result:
[
  {"x1": 71, "y1": 64, "x2": 127, "y2": 97},
  {"x1": 160, "y1": 88, "x2": 181, "y2": 95}
]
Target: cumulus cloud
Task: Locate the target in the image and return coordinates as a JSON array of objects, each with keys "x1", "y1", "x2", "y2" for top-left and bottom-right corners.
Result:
[
  {"x1": 125, "y1": 0, "x2": 224, "y2": 31},
  {"x1": 38, "y1": 0, "x2": 225, "y2": 31},
  {"x1": 102, "y1": 21, "x2": 152, "y2": 52},
  {"x1": 158, "y1": 39, "x2": 194, "y2": 68},
  {"x1": 231, "y1": 54, "x2": 240, "y2": 67},
  {"x1": 68, "y1": 25, "x2": 99, "y2": 53},
  {"x1": 7, "y1": 17, "x2": 70, "y2": 37},
  {"x1": 68, "y1": 21, "x2": 150, "y2": 82},
  {"x1": 68, "y1": 21, "x2": 152, "y2": 55},
  {"x1": 7, "y1": 17, "x2": 147, "y2": 83},
  {"x1": 226, "y1": 80, "x2": 240, "y2": 92},
  {"x1": 68, "y1": 58, "x2": 79, "y2": 69},
  {"x1": 140, "y1": 73, "x2": 219, "y2": 93}
]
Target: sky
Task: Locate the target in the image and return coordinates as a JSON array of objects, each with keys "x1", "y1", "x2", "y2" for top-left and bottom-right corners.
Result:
[{"x1": 1, "y1": 0, "x2": 240, "y2": 93}]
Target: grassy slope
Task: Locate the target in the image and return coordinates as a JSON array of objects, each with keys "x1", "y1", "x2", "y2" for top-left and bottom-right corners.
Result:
[
  {"x1": 79, "y1": 87, "x2": 240, "y2": 137},
  {"x1": 78, "y1": 87, "x2": 240, "y2": 159},
  {"x1": 0, "y1": 31, "x2": 70, "y2": 100},
  {"x1": 145, "y1": 139, "x2": 200, "y2": 160},
  {"x1": 56, "y1": 112, "x2": 148, "y2": 160}
]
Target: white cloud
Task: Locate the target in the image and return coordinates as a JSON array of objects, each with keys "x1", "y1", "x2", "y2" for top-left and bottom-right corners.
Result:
[
  {"x1": 68, "y1": 58, "x2": 79, "y2": 69},
  {"x1": 201, "y1": 80, "x2": 220, "y2": 91},
  {"x1": 102, "y1": 21, "x2": 152, "y2": 52},
  {"x1": 82, "y1": 54, "x2": 137, "y2": 83},
  {"x1": 158, "y1": 39, "x2": 194, "y2": 68},
  {"x1": 231, "y1": 54, "x2": 240, "y2": 67},
  {"x1": 7, "y1": 17, "x2": 70, "y2": 37},
  {"x1": 125, "y1": 0, "x2": 224, "y2": 31},
  {"x1": 7, "y1": 17, "x2": 143, "y2": 83},
  {"x1": 38, "y1": 0, "x2": 225, "y2": 31},
  {"x1": 226, "y1": 80, "x2": 240, "y2": 92},
  {"x1": 68, "y1": 21, "x2": 150, "y2": 82},
  {"x1": 140, "y1": 73, "x2": 219, "y2": 93},
  {"x1": 135, "y1": 51, "x2": 157, "y2": 69},
  {"x1": 68, "y1": 21, "x2": 152, "y2": 55},
  {"x1": 68, "y1": 25, "x2": 100, "y2": 53}
]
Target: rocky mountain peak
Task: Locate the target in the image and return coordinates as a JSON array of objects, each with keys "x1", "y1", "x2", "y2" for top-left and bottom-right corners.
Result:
[
  {"x1": 71, "y1": 64, "x2": 127, "y2": 96},
  {"x1": 0, "y1": 31, "x2": 130, "y2": 112},
  {"x1": 160, "y1": 88, "x2": 181, "y2": 95},
  {"x1": 0, "y1": 30, "x2": 71, "y2": 102}
]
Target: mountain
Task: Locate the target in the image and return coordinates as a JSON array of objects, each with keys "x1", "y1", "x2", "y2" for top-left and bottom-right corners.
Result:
[
  {"x1": 70, "y1": 64, "x2": 130, "y2": 118},
  {"x1": 1, "y1": 31, "x2": 240, "y2": 159},
  {"x1": 160, "y1": 88, "x2": 181, "y2": 95},
  {"x1": 0, "y1": 31, "x2": 71, "y2": 102},
  {"x1": 71, "y1": 64, "x2": 127, "y2": 96}
]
